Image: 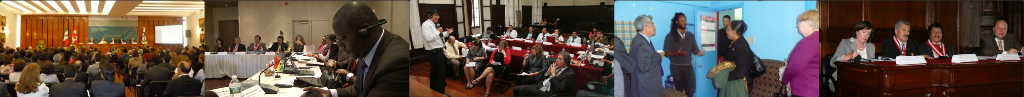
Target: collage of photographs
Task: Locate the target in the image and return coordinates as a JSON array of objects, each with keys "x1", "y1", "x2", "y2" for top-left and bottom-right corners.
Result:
[{"x1": 0, "y1": 0, "x2": 1021, "y2": 97}]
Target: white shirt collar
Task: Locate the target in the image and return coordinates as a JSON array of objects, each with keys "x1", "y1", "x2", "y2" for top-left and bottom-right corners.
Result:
[
  {"x1": 639, "y1": 33, "x2": 652, "y2": 44},
  {"x1": 363, "y1": 28, "x2": 386, "y2": 66}
]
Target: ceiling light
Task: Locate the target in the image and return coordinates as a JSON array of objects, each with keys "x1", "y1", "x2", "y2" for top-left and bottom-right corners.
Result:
[
  {"x1": 17, "y1": 1, "x2": 41, "y2": 13},
  {"x1": 141, "y1": 1, "x2": 204, "y2": 4},
  {"x1": 136, "y1": 4, "x2": 203, "y2": 7},
  {"x1": 76, "y1": 0, "x2": 86, "y2": 13},
  {"x1": 46, "y1": 1, "x2": 64, "y2": 13},
  {"x1": 103, "y1": 0, "x2": 115, "y2": 14},
  {"x1": 133, "y1": 7, "x2": 203, "y2": 10},
  {"x1": 62, "y1": 1, "x2": 75, "y2": 13},
  {"x1": 91, "y1": 1, "x2": 99, "y2": 14},
  {"x1": 2, "y1": 1, "x2": 31, "y2": 13},
  {"x1": 131, "y1": 9, "x2": 194, "y2": 12},
  {"x1": 30, "y1": 1, "x2": 53, "y2": 13}
]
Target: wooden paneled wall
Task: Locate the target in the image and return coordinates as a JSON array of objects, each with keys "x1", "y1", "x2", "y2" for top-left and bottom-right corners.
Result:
[
  {"x1": 540, "y1": 5, "x2": 614, "y2": 33},
  {"x1": 19, "y1": 15, "x2": 184, "y2": 51}
]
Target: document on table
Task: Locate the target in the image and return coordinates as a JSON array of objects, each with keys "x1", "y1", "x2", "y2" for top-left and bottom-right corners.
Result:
[
  {"x1": 895, "y1": 56, "x2": 927, "y2": 65},
  {"x1": 951, "y1": 54, "x2": 979, "y2": 63},
  {"x1": 996, "y1": 54, "x2": 1022, "y2": 61}
]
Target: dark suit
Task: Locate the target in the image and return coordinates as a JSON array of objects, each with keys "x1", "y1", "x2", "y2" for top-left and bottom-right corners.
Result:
[
  {"x1": 51, "y1": 79, "x2": 88, "y2": 97},
  {"x1": 917, "y1": 41, "x2": 956, "y2": 58},
  {"x1": 613, "y1": 36, "x2": 633, "y2": 97},
  {"x1": 517, "y1": 54, "x2": 549, "y2": 85},
  {"x1": 214, "y1": 45, "x2": 229, "y2": 52},
  {"x1": 268, "y1": 42, "x2": 289, "y2": 52},
  {"x1": 91, "y1": 80, "x2": 126, "y2": 97},
  {"x1": 880, "y1": 36, "x2": 920, "y2": 58},
  {"x1": 629, "y1": 33, "x2": 662, "y2": 97},
  {"x1": 75, "y1": 72, "x2": 90, "y2": 83},
  {"x1": 725, "y1": 38, "x2": 754, "y2": 88},
  {"x1": 249, "y1": 43, "x2": 267, "y2": 52},
  {"x1": 980, "y1": 33, "x2": 1024, "y2": 56},
  {"x1": 229, "y1": 43, "x2": 246, "y2": 52},
  {"x1": 163, "y1": 75, "x2": 202, "y2": 97},
  {"x1": 513, "y1": 67, "x2": 575, "y2": 96},
  {"x1": 142, "y1": 66, "x2": 173, "y2": 95},
  {"x1": 332, "y1": 31, "x2": 410, "y2": 97}
]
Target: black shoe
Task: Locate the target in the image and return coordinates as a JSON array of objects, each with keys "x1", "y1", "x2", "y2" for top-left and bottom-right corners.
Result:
[{"x1": 443, "y1": 94, "x2": 451, "y2": 97}]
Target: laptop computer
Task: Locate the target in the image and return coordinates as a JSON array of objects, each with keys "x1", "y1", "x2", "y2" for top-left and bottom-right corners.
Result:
[{"x1": 291, "y1": 61, "x2": 314, "y2": 76}]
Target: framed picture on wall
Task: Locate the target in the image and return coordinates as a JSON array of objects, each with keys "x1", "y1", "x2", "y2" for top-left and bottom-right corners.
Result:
[
  {"x1": 1, "y1": 33, "x2": 5, "y2": 43},
  {"x1": 1, "y1": 16, "x2": 6, "y2": 30},
  {"x1": 199, "y1": 18, "x2": 205, "y2": 31}
]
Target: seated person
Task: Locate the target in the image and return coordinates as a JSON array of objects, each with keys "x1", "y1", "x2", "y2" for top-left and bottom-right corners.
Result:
[
  {"x1": 39, "y1": 62, "x2": 59, "y2": 84},
  {"x1": 465, "y1": 41, "x2": 510, "y2": 96},
  {"x1": 566, "y1": 32, "x2": 584, "y2": 45},
  {"x1": 50, "y1": 64, "x2": 87, "y2": 97},
  {"x1": 462, "y1": 41, "x2": 488, "y2": 87},
  {"x1": 880, "y1": 20, "x2": 919, "y2": 58},
  {"x1": 444, "y1": 36, "x2": 468, "y2": 77},
  {"x1": 163, "y1": 62, "x2": 202, "y2": 97},
  {"x1": 268, "y1": 36, "x2": 289, "y2": 52},
  {"x1": 15, "y1": 63, "x2": 48, "y2": 97},
  {"x1": 513, "y1": 51, "x2": 575, "y2": 96},
  {"x1": 917, "y1": 23, "x2": 955, "y2": 59},
  {"x1": 517, "y1": 44, "x2": 549, "y2": 85},
  {"x1": 551, "y1": 29, "x2": 565, "y2": 45},
  {"x1": 980, "y1": 20, "x2": 1024, "y2": 56},
  {"x1": 9, "y1": 59, "x2": 26, "y2": 83},
  {"x1": 98, "y1": 38, "x2": 108, "y2": 44},
  {"x1": 91, "y1": 63, "x2": 126, "y2": 97}
]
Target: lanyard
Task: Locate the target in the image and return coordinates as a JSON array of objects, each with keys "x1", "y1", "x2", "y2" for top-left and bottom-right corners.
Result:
[{"x1": 928, "y1": 41, "x2": 946, "y2": 57}]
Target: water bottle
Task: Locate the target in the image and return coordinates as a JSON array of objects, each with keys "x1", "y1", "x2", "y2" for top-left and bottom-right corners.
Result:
[{"x1": 229, "y1": 75, "x2": 241, "y2": 97}]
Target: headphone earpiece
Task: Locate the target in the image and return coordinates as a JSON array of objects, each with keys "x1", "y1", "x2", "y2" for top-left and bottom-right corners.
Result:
[{"x1": 357, "y1": 19, "x2": 388, "y2": 38}]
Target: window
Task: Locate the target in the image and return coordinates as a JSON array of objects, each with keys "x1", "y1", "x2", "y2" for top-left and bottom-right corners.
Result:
[{"x1": 471, "y1": 0, "x2": 481, "y2": 27}]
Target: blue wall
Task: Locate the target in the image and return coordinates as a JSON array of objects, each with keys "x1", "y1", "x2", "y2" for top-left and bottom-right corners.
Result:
[{"x1": 615, "y1": 1, "x2": 814, "y2": 97}]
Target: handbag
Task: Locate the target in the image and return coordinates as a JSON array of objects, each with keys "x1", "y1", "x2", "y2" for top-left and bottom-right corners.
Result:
[{"x1": 750, "y1": 54, "x2": 766, "y2": 78}]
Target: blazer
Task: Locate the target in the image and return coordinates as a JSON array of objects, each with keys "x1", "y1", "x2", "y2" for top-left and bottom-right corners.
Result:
[
  {"x1": 268, "y1": 42, "x2": 289, "y2": 52},
  {"x1": 333, "y1": 30, "x2": 410, "y2": 97},
  {"x1": 880, "y1": 36, "x2": 920, "y2": 58},
  {"x1": 91, "y1": 80, "x2": 126, "y2": 97},
  {"x1": 612, "y1": 36, "x2": 633, "y2": 97},
  {"x1": 917, "y1": 41, "x2": 955, "y2": 58},
  {"x1": 831, "y1": 38, "x2": 876, "y2": 67},
  {"x1": 163, "y1": 75, "x2": 203, "y2": 97},
  {"x1": 229, "y1": 43, "x2": 246, "y2": 52},
  {"x1": 249, "y1": 42, "x2": 267, "y2": 52},
  {"x1": 50, "y1": 79, "x2": 88, "y2": 97},
  {"x1": 629, "y1": 33, "x2": 663, "y2": 97},
  {"x1": 535, "y1": 67, "x2": 576, "y2": 95},
  {"x1": 725, "y1": 38, "x2": 753, "y2": 81},
  {"x1": 142, "y1": 66, "x2": 173, "y2": 88},
  {"x1": 980, "y1": 33, "x2": 1024, "y2": 56},
  {"x1": 214, "y1": 45, "x2": 229, "y2": 52}
]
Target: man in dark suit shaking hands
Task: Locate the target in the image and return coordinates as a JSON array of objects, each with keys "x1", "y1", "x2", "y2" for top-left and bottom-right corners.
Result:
[{"x1": 303, "y1": 1, "x2": 410, "y2": 97}]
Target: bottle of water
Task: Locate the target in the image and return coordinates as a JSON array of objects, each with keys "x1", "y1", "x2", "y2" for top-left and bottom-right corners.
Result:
[{"x1": 229, "y1": 75, "x2": 241, "y2": 97}]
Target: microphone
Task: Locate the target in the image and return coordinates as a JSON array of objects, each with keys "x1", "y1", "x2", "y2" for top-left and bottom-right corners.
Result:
[{"x1": 259, "y1": 51, "x2": 292, "y2": 86}]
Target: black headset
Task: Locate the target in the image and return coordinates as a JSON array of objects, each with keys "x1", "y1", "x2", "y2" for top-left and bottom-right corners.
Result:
[{"x1": 356, "y1": 19, "x2": 388, "y2": 38}]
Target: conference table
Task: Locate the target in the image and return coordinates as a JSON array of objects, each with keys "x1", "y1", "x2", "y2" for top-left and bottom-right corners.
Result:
[
  {"x1": 206, "y1": 55, "x2": 327, "y2": 97},
  {"x1": 835, "y1": 57, "x2": 1024, "y2": 97},
  {"x1": 204, "y1": 53, "x2": 278, "y2": 78}
]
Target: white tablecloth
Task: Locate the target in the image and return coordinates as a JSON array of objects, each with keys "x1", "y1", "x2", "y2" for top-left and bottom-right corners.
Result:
[
  {"x1": 207, "y1": 58, "x2": 324, "y2": 97},
  {"x1": 205, "y1": 54, "x2": 277, "y2": 78}
]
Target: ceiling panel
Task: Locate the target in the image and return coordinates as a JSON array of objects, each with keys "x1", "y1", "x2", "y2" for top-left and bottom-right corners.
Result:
[{"x1": 0, "y1": 0, "x2": 203, "y2": 16}]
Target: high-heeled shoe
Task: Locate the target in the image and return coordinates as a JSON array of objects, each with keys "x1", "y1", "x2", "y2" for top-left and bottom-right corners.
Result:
[{"x1": 465, "y1": 80, "x2": 478, "y2": 89}]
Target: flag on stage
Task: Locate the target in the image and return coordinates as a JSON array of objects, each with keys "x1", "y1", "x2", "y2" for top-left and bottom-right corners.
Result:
[
  {"x1": 63, "y1": 27, "x2": 70, "y2": 45},
  {"x1": 71, "y1": 26, "x2": 78, "y2": 44}
]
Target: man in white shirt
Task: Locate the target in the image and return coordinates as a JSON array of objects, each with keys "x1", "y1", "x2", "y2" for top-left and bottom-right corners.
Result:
[
  {"x1": 536, "y1": 28, "x2": 549, "y2": 43},
  {"x1": 420, "y1": 8, "x2": 454, "y2": 96},
  {"x1": 567, "y1": 31, "x2": 583, "y2": 44},
  {"x1": 505, "y1": 26, "x2": 518, "y2": 38},
  {"x1": 981, "y1": 20, "x2": 1024, "y2": 55},
  {"x1": 525, "y1": 27, "x2": 536, "y2": 40}
]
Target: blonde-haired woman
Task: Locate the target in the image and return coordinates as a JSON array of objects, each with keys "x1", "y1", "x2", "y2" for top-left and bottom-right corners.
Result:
[{"x1": 15, "y1": 63, "x2": 48, "y2": 97}]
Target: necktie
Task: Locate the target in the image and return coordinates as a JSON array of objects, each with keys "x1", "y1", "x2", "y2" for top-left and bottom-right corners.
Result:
[
  {"x1": 998, "y1": 40, "x2": 1004, "y2": 51},
  {"x1": 359, "y1": 61, "x2": 368, "y2": 97}
]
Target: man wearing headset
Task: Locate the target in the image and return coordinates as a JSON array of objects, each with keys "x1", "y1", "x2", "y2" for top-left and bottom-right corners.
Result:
[
  {"x1": 302, "y1": 1, "x2": 410, "y2": 97},
  {"x1": 421, "y1": 8, "x2": 454, "y2": 96}
]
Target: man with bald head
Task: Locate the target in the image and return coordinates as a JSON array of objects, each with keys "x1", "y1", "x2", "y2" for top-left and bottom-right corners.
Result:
[
  {"x1": 880, "y1": 20, "x2": 920, "y2": 58},
  {"x1": 981, "y1": 20, "x2": 1024, "y2": 56},
  {"x1": 303, "y1": 1, "x2": 410, "y2": 97}
]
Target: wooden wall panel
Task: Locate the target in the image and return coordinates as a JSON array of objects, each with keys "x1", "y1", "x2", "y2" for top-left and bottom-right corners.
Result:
[
  {"x1": 17, "y1": 15, "x2": 186, "y2": 51},
  {"x1": 820, "y1": 1, "x2": 985, "y2": 59}
]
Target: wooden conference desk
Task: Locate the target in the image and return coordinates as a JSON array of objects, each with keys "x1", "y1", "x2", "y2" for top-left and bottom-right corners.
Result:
[{"x1": 835, "y1": 57, "x2": 1024, "y2": 97}]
